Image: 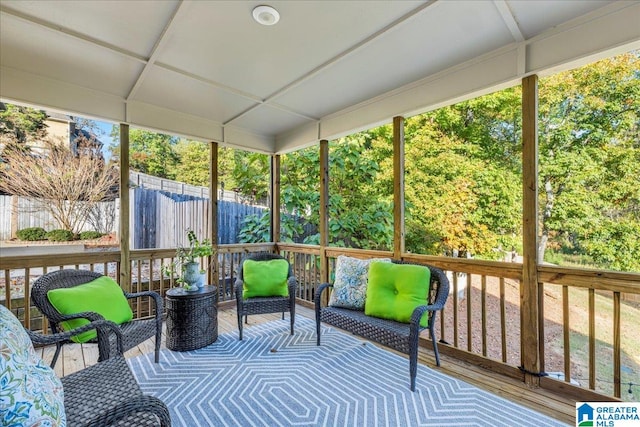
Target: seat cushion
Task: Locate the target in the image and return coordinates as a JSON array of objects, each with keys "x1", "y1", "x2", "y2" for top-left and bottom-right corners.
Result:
[
  {"x1": 328, "y1": 255, "x2": 391, "y2": 309},
  {"x1": 242, "y1": 259, "x2": 289, "y2": 298},
  {"x1": 364, "y1": 262, "x2": 431, "y2": 327},
  {"x1": 47, "y1": 275, "x2": 133, "y2": 343},
  {"x1": 0, "y1": 305, "x2": 66, "y2": 427}
]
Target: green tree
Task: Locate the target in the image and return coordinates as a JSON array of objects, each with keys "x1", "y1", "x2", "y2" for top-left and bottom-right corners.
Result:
[
  {"x1": 0, "y1": 103, "x2": 48, "y2": 147},
  {"x1": 109, "y1": 127, "x2": 179, "y2": 178},
  {"x1": 173, "y1": 140, "x2": 210, "y2": 186},
  {"x1": 538, "y1": 52, "x2": 640, "y2": 270}
]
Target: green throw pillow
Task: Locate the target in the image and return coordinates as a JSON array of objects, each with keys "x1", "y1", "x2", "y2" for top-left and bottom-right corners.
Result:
[
  {"x1": 243, "y1": 259, "x2": 289, "y2": 299},
  {"x1": 364, "y1": 262, "x2": 431, "y2": 327},
  {"x1": 47, "y1": 275, "x2": 133, "y2": 343}
]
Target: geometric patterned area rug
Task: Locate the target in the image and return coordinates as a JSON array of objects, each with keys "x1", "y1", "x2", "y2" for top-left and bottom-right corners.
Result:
[{"x1": 127, "y1": 317, "x2": 568, "y2": 426}]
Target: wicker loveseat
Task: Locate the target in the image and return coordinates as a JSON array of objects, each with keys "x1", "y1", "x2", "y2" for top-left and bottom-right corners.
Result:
[
  {"x1": 0, "y1": 304, "x2": 171, "y2": 426},
  {"x1": 315, "y1": 259, "x2": 449, "y2": 391}
]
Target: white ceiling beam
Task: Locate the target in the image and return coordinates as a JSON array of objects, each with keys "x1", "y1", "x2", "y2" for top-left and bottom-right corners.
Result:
[
  {"x1": 126, "y1": 1, "x2": 186, "y2": 101},
  {"x1": 493, "y1": 0, "x2": 524, "y2": 42}
]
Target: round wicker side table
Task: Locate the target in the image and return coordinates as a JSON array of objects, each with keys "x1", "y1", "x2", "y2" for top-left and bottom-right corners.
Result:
[{"x1": 166, "y1": 285, "x2": 218, "y2": 351}]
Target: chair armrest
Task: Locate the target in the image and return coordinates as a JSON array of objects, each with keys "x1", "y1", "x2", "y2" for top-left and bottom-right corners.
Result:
[
  {"x1": 234, "y1": 279, "x2": 244, "y2": 304},
  {"x1": 27, "y1": 319, "x2": 124, "y2": 355},
  {"x1": 315, "y1": 283, "x2": 333, "y2": 310},
  {"x1": 287, "y1": 276, "x2": 297, "y2": 298},
  {"x1": 101, "y1": 395, "x2": 171, "y2": 427},
  {"x1": 57, "y1": 311, "x2": 104, "y2": 323},
  {"x1": 124, "y1": 290, "x2": 164, "y2": 316}
]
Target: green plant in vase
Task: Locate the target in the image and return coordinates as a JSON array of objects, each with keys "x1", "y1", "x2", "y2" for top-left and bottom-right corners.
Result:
[{"x1": 163, "y1": 230, "x2": 214, "y2": 291}]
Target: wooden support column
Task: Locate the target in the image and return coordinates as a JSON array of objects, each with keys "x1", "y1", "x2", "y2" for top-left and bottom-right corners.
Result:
[
  {"x1": 521, "y1": 74, "x2": 541, "y2": 387},
  {"x1": 271, "y1": 154, "x2": 281, "y2": 245},
  {"x1": 209, "y1": 142, "x2": 218, "y2": 285},
  {"x1": 319, "y1": 140, "x2": 329, "y2": 284},
  {"x1": 393, "y1": 116, "x2": 405, "y2": 259},
  {"x1": 119, "y1": 123, "x2": 131, "y2": 291}
]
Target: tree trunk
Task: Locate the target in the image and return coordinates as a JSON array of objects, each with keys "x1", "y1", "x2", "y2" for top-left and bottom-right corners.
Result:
[{"x1": 538, "y1": 178, "x2": 554, "y2": 262}]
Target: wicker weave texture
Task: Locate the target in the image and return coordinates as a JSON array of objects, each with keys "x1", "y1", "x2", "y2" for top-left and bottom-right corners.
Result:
[
  {"x1": 31, "y1": 269, "x2": 163, "y2": 366},
  {"x1": 235, "y1": 253, "x2": 297, "y2": 340},
  {"x1": 315, "y1": 261, "x2": 450, "y2": 391},
  {"x1": 166, "y1": 286, "x2": 218, "y2": 351},
  {"x1": 61, "y1": 355, "x2": 171, "y2": 426}
]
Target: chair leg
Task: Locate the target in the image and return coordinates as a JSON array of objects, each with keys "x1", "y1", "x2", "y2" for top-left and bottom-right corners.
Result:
[
  {"x1": 282, "y1": 312, "x2": 285, "y2": 320},
  {"x1": 155, "y1": 329, "x2": 161, "y2": 363},
  {"x1": 237, "y1": 310, "x2": 243, "y2": 341},
  {"x1": 50, "y1": 342, "x2": 63, "y2": 368},
  {"x1": 430, "y1": 326, "x2": 441, "y2": 367},
  {"x1": 409, "y1": 344, "x2": 418, "y2": 392}
]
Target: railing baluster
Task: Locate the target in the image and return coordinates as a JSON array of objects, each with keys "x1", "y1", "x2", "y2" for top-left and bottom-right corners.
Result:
[
  {"x1": 481, "y1": 275, "x2": 487, "y2": 357},
  {"x1": 613, "y1": 291, "x2": 621, "y2": 398},
  {"x1": 453, "y1": 272, "x2": 458, "y2": 348},
  {"x1": 467, "y1": 273, "x2": 472, "y2": 353},
  {"x1": 589, "y1": 288, "x2": 595, "y2": 390},
  {"x1": 562, "y1": 285, "x2": 571, "y2": 384},
  {"x1": 500, "y1": 277, "x2": 506, "y2": 363}
]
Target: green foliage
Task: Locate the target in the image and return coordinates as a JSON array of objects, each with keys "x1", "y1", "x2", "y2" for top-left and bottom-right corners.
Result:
[
  {"x1": 109, "y1": 128, "x2": 179, "y2": 178},
  {"x1": 16, "y1": 227, "x2": 47, "y2": 241},
  {"x1": 173, "y1": 140, "x2": 210, "y2": 185},
  {"x1": 238, "y1": 213, "x2": 271, "y2": 243},
  {"x1": 538, "y1": 52, "x2": 640, "y2": 271},
  {"x1": 46, "y1": 229, "x2": 75, "y2": 242},
  {"x1": 0, "y1": 104, "x2": 48, "y2": 144},
  {"x1": 178, "y1": 229, "x2": 213, "y2": 262},
  {"x1": 79, "y1": 231, "x2": 103, "y2": 240}
]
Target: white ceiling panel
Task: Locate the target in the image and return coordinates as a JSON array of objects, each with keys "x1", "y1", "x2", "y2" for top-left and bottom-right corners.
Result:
[
  {"x1": 229, "y1": 104, "x2": 315, "y2": 136},
  {"x1": 133, "y1": 66, "x2": 257, "y2": 124},
  {"x1": 154, "y1": 0, "x2": 425, "y2": 99},
  {"x1": 0, "y1": 14, "x2": 144, "y2": 97},
  {"x1": 1, "y1": 0, "x2": 637, "y2": 152},
  {"x1": 275, "y1": 1, "x2": 514, "y2": 118},
  {"x1": 507, "y1": 0, "x2": 613, "y2": 39},
  {"x1": 0, "y1": 0, "x2": 178, "y2": 57}
]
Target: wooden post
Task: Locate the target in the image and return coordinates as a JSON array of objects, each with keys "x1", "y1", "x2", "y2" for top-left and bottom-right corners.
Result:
[
  {"x1": 319, "y1": 140, "x2": 329, "y2": 284},
  {"x1": 209, "y1": 142, "x2": 218, "y2": 286},
  {"x1": 119, "y1": 123, "x2": 131, "y2": 291},
  {"x1": 271, "y1": 154, "x2": 281, "y2": 245},
  {"x1": 393, "y1": 116, "x2": 405, "y2": 259},
  {"x1": 10, "y1": 195, "x2": 18, "y2": 239},
  {"x1": 521, "y1": 74, "x2": 540, "y2": 387}
]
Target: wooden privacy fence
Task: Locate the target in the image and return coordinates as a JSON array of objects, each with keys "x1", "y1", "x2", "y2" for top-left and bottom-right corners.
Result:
[
  {"x1": 133, "y1": 188, "x2": 267, "y2": 249},
  {"x1": 1, "y1": 190, "x2": 267, "y2": 247}
]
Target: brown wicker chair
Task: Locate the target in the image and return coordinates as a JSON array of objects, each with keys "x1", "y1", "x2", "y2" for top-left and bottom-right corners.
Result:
[
  {"x1": 22, "y1": 315, "x2": 172, "y2": 426},
  {"x1": 31, "y1": 269, "x2": 163, "y2": 368},
  {"x1": 235, "y1": 253, "x2": 297, "y2": 340},
  {"x1": 315, "y1": 260, "x2": 449, "y2": 391}
]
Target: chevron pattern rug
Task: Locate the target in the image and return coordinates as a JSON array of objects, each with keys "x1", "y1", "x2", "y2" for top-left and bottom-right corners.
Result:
[{"x1": 127, "y1": 317, "x2": 567, "y2": 426}]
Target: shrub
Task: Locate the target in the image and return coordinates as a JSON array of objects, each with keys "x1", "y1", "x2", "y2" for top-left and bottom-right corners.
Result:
[
  {"x1": 46, "y1": 229, "x2": 75, "y2": 242},
  {"x1": 16, "y1": 227, "x2": 47, "y2": 241},
  {"x1": 79, "y1": 231, "x2": 104, "y2": 240}
]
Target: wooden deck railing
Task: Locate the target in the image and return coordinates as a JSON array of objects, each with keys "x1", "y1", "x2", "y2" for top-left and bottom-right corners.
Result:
[{"x1": 2, "y1": 243, "x2": 638, "y2": 402}]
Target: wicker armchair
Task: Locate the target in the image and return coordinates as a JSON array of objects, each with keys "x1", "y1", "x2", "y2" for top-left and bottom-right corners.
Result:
[
  {"x1": 31, "y1": 269, "x2": 163, "y2": 368},
  {"x1": 315, "y1": 260, "x2": 449, "y2": 391},
  {"x1": 12, "y1": 313, "x2": 172, "y2": 426},
  {"x1": 235, "y1": 253, "x2": 297, "y2": 340}
]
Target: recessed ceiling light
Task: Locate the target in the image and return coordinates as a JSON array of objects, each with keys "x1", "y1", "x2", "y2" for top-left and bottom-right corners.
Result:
[{"x1": 252, "y1": 5, "x2": 280, "y2": 26}]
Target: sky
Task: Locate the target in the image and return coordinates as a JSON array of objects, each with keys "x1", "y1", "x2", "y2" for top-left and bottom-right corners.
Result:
[{"x1": 95, "y1": 120, "x2": 115, "y2": 161}]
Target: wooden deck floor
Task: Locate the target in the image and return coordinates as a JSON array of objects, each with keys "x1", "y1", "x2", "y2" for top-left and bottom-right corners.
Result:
[{"x1": 38, "y1": 303, "x2": 575, "y2": 425}]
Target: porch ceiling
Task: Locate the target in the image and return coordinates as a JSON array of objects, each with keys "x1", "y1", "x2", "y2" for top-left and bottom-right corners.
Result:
[{"x1": 1, "y1": 1, "x2": 639, "y2": 154}]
